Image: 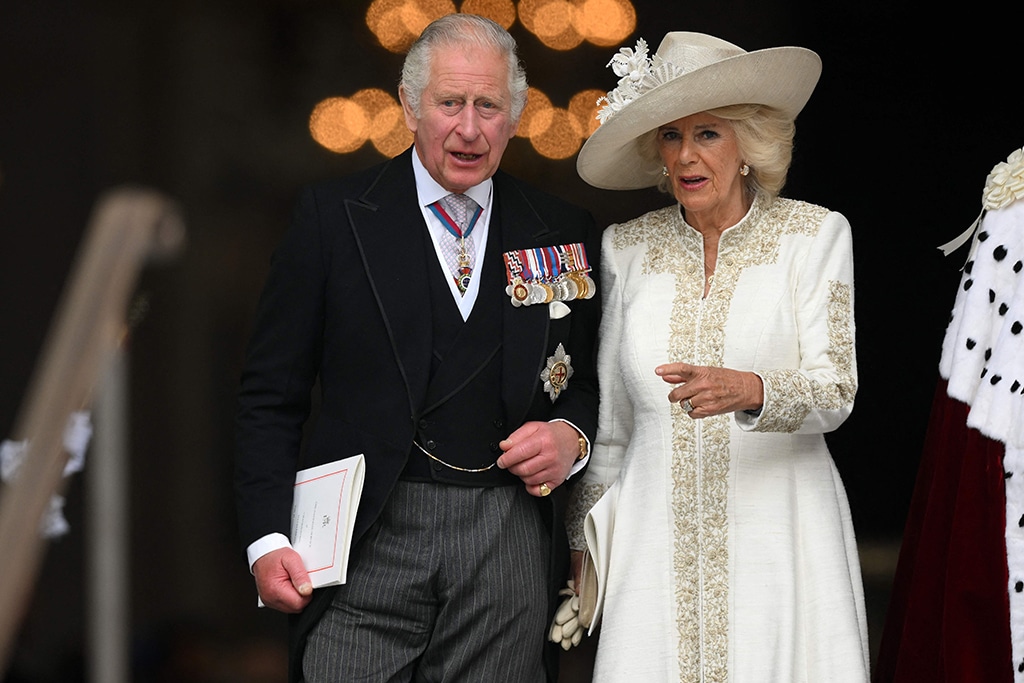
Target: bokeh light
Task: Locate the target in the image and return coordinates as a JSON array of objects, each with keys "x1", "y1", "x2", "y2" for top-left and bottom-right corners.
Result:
[
  {"x1": 529, "y1": 107, "x2": 583, "y2": 159},
  {"x1": 516, "y1": 87, "x2": 597, "y2": 160},
  {"x1": 367, "y1": 0, "x2": 457, "y2": 53},
  {"x1": 568, "y1": 88, "x2": 605, "y2": 138},
  {"x1": 459, "y1": 0, "x2": 517, "y2": 28},
  {"x1": 516, "y1": 87, "x2": 554, "y2": 139},
  {"x1": 309, "y1": 97, "x2": 369, "y2": 154},
  {"x1": 518, "y1": 0, "x2": 584, "y2": 51},
  {"x1": 518, "y1": 0, "x2": 635, "y2": 50},
  {"x1": 573, "y1": 0, "x2": 635, "y2": 46},
  {"x1": 310, "y1": 90, "x2": 413, "y2": 156},
  {"x1": 352, "y1": 89, "x2": 413, "y2": 157}
]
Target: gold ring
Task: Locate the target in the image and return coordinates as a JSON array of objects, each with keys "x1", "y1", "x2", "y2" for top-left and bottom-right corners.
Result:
[
  {"x1": 682, "y1": 399, "x2": 694, "y2": 413},
  {"x1": 539, "y1": 482, "x2": 551, "y2": 497}
]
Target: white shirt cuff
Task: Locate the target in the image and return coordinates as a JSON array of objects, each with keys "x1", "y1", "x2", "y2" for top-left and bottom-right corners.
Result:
[{"x1": 246, "y1": 532, "x2": 292, "y2": 573}]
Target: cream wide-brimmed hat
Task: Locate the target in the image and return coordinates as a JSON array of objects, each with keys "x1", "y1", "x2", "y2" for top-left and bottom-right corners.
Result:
[{"x1": 576, "y1": 32, "x2": 822, "y2": 190}]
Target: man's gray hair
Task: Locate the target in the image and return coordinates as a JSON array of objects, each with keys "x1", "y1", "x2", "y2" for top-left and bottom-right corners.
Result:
[{"x1": 400, "y1": 14, "x2": 529, "y2": 122}]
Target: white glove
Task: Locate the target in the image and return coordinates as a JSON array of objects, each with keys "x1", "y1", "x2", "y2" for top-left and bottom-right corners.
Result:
[{"x1": 548, "y1": 579, "x2": 585, "y2": 650}]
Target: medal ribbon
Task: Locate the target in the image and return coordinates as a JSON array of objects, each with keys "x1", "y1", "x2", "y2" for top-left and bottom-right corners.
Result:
[
  {"x1": 503, "y1": 243, "x2": 591, "y2": 284},
  {"x1": 503, "y1": 250, "x2": 524, "y2": 282},
  {"x1": 502, "y1": 243, "x2": 593, "y2": 305}
]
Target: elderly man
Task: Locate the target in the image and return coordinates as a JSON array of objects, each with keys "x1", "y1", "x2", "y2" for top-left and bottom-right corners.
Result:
[{"x1": 234, "y1": 13, "x2": 600, "y2": 683}]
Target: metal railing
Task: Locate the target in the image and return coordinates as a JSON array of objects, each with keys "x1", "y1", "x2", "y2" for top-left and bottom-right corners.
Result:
[{"x1": 0, "y1": 187, "x2": 186, "y2": 676}]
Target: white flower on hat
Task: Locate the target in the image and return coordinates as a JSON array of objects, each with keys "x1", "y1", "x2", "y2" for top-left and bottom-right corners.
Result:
[
  {"x1": 982, "y1": 147, "x2": 1024, "y2": 211},
  {"x1": 596, "y1": 38, "x2": 686, "y2": 124},
  {"x1": 597, "y1": 39, "x2": 652, "y2": 123},
  {"x1": 608, "y1": 37, "x2": 649, "y2": 81}
]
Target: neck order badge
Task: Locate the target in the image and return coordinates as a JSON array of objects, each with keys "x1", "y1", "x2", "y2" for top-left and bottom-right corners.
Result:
[{"x1": 429, "y1": 194, "x2": 482, "y2": 295}]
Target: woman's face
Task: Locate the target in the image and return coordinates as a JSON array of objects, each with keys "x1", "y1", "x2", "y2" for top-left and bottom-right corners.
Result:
[{"x1": 657, "y1": 112, "x2": 747, "y2": 229}]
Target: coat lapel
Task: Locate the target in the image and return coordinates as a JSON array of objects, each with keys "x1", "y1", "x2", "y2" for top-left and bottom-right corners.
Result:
[{"x1": 344, "y1": 149, "x2": 432, "y2": 413}]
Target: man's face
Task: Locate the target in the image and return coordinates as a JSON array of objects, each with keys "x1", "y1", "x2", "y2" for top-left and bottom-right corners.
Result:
[{"x1": 401, "y1": 44, "x2": 519, "y2": 194}]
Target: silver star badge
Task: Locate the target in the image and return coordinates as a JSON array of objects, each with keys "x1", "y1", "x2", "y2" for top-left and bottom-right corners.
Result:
[{"x1": 540, "y1": 343, "x2": 574, "y2": 402}]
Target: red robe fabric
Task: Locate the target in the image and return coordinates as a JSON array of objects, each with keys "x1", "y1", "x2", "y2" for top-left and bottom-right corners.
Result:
[{"x1": 873, "y1": 378, "x2": 1011, "y2": 682}]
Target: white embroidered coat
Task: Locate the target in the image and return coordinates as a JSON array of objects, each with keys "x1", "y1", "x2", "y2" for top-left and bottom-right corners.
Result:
[{"x1": 567, "y1": 194, "x2": 870, "y2": 682}]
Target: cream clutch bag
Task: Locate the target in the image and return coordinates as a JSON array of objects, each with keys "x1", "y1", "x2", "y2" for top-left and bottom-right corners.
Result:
[{"x1": 576, "y1": 548, "x2": 598, "y2": 628}]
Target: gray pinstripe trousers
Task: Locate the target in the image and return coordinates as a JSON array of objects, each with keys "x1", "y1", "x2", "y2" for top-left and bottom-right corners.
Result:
[{"x1": 303, "y1": 481, "x2": 550, "y2": 682}]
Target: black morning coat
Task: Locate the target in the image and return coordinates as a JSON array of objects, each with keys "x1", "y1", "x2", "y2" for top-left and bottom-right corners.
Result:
[{"x1": 235, "y1": 146, "x2": 601, "y2": 682}]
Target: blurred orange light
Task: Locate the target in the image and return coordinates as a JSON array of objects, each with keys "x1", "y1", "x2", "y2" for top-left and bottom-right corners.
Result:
[
  {"x1": 529, "y1": 108, "x2": 584, "y2": 159},
  {"x1": 516, "y1": 87, "x2": 553, "y2": 138},
  {"x1": 352, "y1": 89, "x2": 413, "y2": 157},
  {"x1": 518, "y1": 0, "x2": 584, "y2": 51},
  {"x1": 519, "y1": 0, "x2": 635, "y2": 49},
  {"x1": 568, "y1": 89, "x2": 605, "y2": 138},
  {"x1": 367, "y1": 0, "x2": 457, "y2": 53},
  {"x1": 574, "y1": 0, "x2": 635, "y2": 46},
  {"x1": 518, "y1": 87, "x2": 601, "y2": 159},
  {"x1": 309, "y1": 97, "x2": 369, "y2": 154},
  {"x1": 310, "y1": 90, "x2": 413, "y2": 157},
  {"x1": 459, "y1": 0, "x2": 517, "y2": 28}
]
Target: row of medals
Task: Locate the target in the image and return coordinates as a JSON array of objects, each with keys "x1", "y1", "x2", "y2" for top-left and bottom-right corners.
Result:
[{"x1": 506, "y1": 270, "x2": 596, "y2": 307}]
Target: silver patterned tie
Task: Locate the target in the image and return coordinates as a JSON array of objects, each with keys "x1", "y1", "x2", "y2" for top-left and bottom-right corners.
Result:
[
  {"x1": 441, "y1": 193, "x2": 475, "y2": 231},
  {"x1": 438, "y1": 193, "x2": 479, "y2": 294}
]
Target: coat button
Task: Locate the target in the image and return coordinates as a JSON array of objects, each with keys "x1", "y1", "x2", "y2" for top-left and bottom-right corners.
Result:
[
  {"x1": 425, "y1": 439, "x2": 437, "y2": 450},
  {"x1": 493, "y1": 419, "x2": 504, "y2": 430},
  {"x1": 418, "y1": 419, "x2": 429, "y2": 429}
]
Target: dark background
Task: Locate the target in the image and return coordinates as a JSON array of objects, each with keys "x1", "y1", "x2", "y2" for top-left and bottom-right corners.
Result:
[{"x1": 1, "y1": 1, "x2": 1018, "y2": 680}]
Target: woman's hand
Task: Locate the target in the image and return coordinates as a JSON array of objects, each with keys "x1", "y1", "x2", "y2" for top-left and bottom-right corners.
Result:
[{"x1": 656, "y1": 362, "x2": 763, "y2": 418}]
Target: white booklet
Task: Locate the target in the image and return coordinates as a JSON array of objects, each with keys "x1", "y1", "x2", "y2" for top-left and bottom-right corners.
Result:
[{"x1": 291, "y1": 454, "x2": 366, "y2": 588}]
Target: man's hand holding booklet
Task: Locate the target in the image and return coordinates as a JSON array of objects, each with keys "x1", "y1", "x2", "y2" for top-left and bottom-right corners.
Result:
[{"x1": 290, "y1": 453, "x2": 365, "y2": 588}]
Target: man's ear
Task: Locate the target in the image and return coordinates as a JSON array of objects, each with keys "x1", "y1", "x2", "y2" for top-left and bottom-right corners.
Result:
[
  {"x1": 509, "y1": 91, "x2": 526, "y2": 138},
  {"x1": 398, "y1": 86, "x2": 418, "y2": 133}
]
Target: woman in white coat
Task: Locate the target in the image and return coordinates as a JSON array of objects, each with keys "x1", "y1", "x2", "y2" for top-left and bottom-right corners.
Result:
[{"x1": 560, "y1": 31, "x2": 870, "y2": 682}]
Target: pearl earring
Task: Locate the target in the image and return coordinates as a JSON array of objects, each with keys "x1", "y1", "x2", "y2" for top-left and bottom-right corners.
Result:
[
  {"x1": 662, "y1": 166, "x2": 670, "y2": 177},
  {"x1": 739, "y1": 164, "x2": 750, "y2": 176}
]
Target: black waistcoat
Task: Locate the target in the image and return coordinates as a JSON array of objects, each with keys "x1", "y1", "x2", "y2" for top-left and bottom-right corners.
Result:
[{"x1": 402, "y1": 220, "x2": 519, "y2": 487}]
